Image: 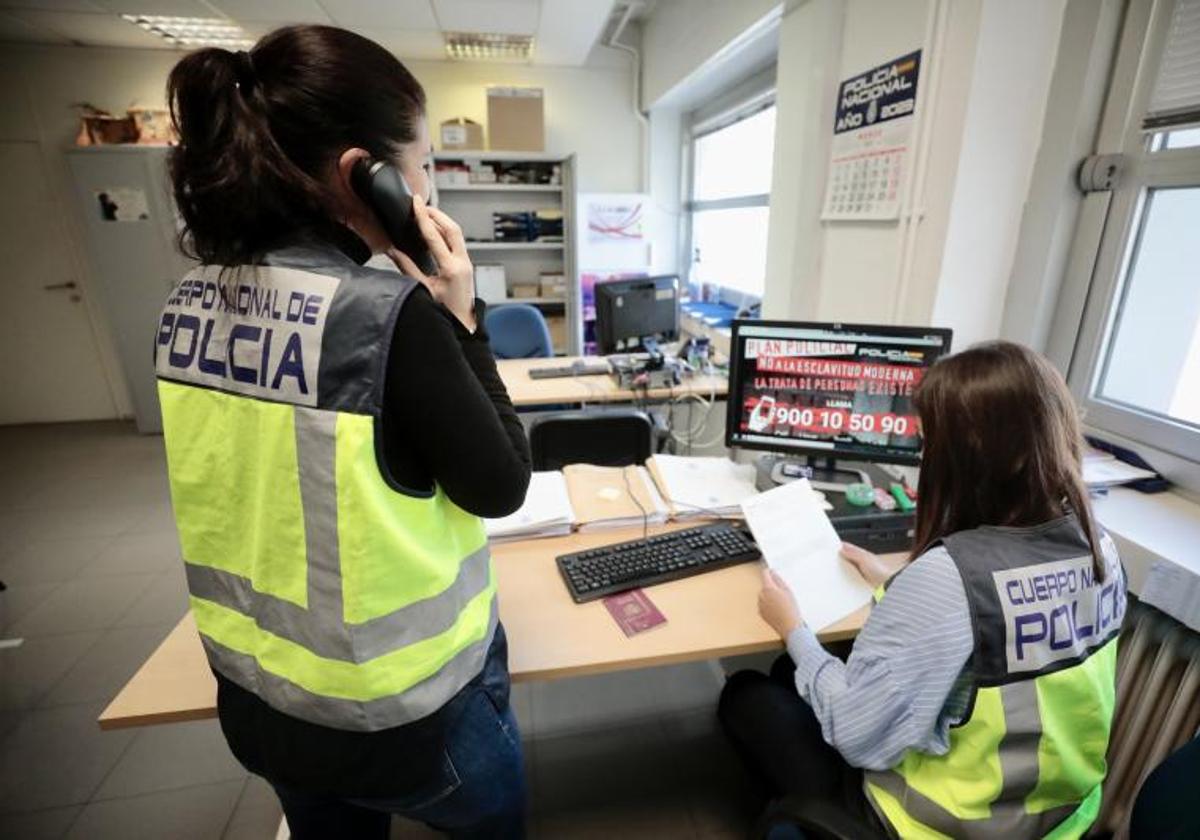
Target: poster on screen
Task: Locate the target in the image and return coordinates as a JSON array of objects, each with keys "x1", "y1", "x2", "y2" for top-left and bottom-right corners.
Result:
[
  {"x1": 577, "y1": 193, "x2": 651, "y2": 272},
  {"x1": 821, "y1": 50, "x2": 922, "y2": 222}
]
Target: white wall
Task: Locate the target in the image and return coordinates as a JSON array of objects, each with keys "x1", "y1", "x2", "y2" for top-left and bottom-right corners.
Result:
[
  {"x1": 808, "y1": 0, "x2": 930, "y2": 323},
  {"x1": 930, "y1": 0, "x2": 1066, "y2": 348},
  {"x1": 760, "y1": 0, "x2": 843, "y2": 319},
  {"x1": 640, "y1": 0, "x2": 782, "y2": 108},
  {"x1": 0, "y1": 42, "x2": 642, "y2": 419},
  {"x1": 409, "y1": 47, "x2": 641, "y2": 193},
  {"x1": 0, "y1": 45, "x2": 182, "y2": 419},
  {"x1": 761, "y1": 0, "x2": 1067, "y2": 353},
  {"x1": 647, "y1": 105, "x2": 684, "y2": 276},
  {"x1": 1001, "y1": 0, "x2": 1125, "y2": 362}
]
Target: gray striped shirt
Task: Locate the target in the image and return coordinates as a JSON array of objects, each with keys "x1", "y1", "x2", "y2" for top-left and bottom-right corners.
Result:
[{"x1": 785, "y1": 546, "x2": 974, "y2": 771}]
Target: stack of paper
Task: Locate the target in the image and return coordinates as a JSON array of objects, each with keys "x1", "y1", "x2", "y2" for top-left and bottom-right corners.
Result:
[
  {"x1": 484, "y1": 472, "x2": 577, "y2": 542},
  {"x1": 741, "y1": 477, "x2": 874, "y2": 632},
  {"x1": 1082, "y1": 446, "x2": 1157, "y2": 488},
  {"x1": 563, "y1": 464, "x2": 669, "y2": 531},
  {"x1": 646, "y1": 454, "x2": 759, "y2": 520}
]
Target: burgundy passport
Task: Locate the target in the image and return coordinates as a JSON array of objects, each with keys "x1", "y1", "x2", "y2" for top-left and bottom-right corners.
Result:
[{"x1": 603, "y1": 589, "x2": 667, "y2": 637}]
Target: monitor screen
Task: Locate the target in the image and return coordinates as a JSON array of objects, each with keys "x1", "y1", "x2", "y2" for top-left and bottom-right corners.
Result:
[
  {"x1": 725, "y1": 320, "x2": 953, "y2": 465},
  {"x1": 594, "y1": 276, "x2": 679, "y2": 354}
]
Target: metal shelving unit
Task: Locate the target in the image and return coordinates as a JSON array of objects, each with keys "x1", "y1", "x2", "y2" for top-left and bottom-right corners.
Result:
[
  {"x1": 435, "y1": 151, "x2": 578, "y2": 355},
  {"x1": 506, "y1": 296, "x2": 566, "y2": 306},
  {"x1": 465, "y1": 241, "x2": 564, "y2": 251},
  {"x1": 440, "y1": 184, "x2": 562, "y2": 193}
]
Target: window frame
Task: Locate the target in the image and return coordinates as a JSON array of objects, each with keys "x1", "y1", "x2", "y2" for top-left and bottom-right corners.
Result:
[
  {"x1": 682, "y1": 76, "x2": 777, "y2": 305},
  {"x1": 1058, "y1": 0, "x2": 1200, "y2": 476}
]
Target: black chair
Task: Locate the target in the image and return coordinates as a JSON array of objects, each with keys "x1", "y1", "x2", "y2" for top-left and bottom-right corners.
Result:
[
  {"x1": 755, "y1": 796, "x2": 886, "y2": 840},
  {"x1": 528, "y1": 410, "x2": 654, "y2": 471},
  {"x1": 1130, "y1": 734, "x2": 1200, "y2": 839}
]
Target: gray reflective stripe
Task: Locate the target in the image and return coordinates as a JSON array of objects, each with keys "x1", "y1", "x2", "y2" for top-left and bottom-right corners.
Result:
[
  {"x1": 185, "y1": 542, "x2": 492, "y2": 661},
  {"x1": 202, "y1": 603, "x2": 499, "y2": 731},
  {"x1": 997, "y1": 680, "x2": 1042, "y2": 803},
  {"x1": 865, "y1": 769, "x2": 1079, "y2": 839},
  {"x1": 294, "y1": 407, "x2": 343, "y2": 619},
  {"x1": 864, "y1": 680, "x2": 1077, "y2": 838}
]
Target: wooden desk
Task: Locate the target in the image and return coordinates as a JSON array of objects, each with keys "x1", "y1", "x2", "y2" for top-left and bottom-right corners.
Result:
[
  {"x1": 498, "y1": 356, "x2": 728, "y2": 408},
  {"x1": 100, "y1": 522, "x2": 877, "y2": 730}
]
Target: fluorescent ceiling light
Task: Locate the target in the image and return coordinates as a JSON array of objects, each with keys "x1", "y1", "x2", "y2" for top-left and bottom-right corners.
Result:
[
  {"x1": 444, "y1": 32, "x2": 534, "y2": 62},
  {"x1": 121, "y1": 14, "x2": 254, "y2": 49}
]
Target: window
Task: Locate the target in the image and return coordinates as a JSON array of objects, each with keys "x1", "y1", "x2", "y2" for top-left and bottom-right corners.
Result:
[
  {"x1": 685, "y1": 99, "x2": 776, "y2": 299},
  {"x1": 1150, "y1": 126, "x2": 1200, "y2": 150},
  {"x1": 1095, "y1": 188, "x2": 1200, "y2": 427},
  {"x1": 1065, "y1": 0, "x2": 1200, "y2": 465}
]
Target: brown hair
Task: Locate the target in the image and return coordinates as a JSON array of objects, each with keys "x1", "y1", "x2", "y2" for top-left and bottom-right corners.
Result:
[
  {"x1": 167, "y1": 25, "x2": 426, "y2": 266},
  {"x1": 911, "y1": 340, "x2": 1104, "y2": 579}
]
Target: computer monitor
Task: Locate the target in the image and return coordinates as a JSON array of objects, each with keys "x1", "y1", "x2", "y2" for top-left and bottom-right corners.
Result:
[
  {"x1": 725, "y1": 320, "x2": 953, "y2": 466},
  {"x1": 594, "y1": 275, "x2": 680, "y2": 354}
]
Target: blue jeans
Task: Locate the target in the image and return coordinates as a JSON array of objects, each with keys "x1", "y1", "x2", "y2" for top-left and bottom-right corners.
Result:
[{"x1": 271, "y1": 638, "x2": 526, "y2": 839}]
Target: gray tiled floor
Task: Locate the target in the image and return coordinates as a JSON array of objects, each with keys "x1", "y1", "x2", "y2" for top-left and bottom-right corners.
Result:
[{"x1": 0, "y1": 421, "x2": 758, "y2": 838}]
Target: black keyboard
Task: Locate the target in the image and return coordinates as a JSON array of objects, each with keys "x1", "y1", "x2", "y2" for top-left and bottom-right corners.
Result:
[
  {"x1": 528, "y1": 361, "x2": 611, "y2": 379},
  {"x1": 556, "y1": 522, "x2": 760, "y2": 603}
]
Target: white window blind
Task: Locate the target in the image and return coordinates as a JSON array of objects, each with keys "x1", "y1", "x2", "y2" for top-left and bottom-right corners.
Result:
[{"x1": 1146, "y1": 0, "x2": 1200, "y2": 128}]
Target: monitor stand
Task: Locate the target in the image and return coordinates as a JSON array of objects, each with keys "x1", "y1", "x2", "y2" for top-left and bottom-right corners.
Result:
[{"x1": 766, "y1": 455, "x2": 870, "y2": 494}]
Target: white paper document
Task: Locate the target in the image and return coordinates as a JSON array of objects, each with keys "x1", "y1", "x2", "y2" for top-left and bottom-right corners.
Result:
[
  {"x1": 740, "y1": 478, "x2": 874, "y2": 632},
  {"x1": 650, "y1": 455, "x2": 758, "y2": 518},
  {"x1": 1081, "y1": 447, "x2": 1157, "y2": 487},
  {"x1": 485, "y1": 471, "x2": 577, "y2": 541}
]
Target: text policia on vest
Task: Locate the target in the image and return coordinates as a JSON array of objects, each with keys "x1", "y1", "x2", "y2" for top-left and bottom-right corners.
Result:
[
  {"x1": 995, "y1": 554, "x2": 1126, "y2": 673},
  {"x1": 157, "y1": 270, "x2": 340, "y2": 404}
]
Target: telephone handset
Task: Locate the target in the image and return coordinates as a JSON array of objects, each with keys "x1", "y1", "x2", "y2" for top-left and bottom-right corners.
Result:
[{"x1": 350, "y1": 157, "x2": 437, "y2": 275}]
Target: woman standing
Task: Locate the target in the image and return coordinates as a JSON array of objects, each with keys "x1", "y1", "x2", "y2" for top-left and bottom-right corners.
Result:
[
  {"x1": 721, "y1": 342, "x2": 1127, "y2": 839},
  {"x1": 155, "y1": 26, "x2": 530, "y2": 839}
]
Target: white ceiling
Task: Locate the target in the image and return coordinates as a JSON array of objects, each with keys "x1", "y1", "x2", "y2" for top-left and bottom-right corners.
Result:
[{"x1": 0, "y1": 0, "x2": 620, "y2": 65}]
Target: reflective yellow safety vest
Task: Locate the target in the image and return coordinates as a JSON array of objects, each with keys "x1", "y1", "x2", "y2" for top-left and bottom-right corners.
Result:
[
  {"x1": 866, "y1": 518, "x2": 1127, "y2": 839},
  {"x1": 154, "y1": 242, "x2": 497, "y2": 732}
]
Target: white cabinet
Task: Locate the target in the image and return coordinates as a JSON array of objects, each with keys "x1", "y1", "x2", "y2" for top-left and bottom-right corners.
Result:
[{"x1": 67, "y1": 146, "x2": 195, "y2": 434}]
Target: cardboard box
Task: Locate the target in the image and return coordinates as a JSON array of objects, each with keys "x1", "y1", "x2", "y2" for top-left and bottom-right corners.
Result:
[
  {"x1": 545, "y1": 315, "x2": 566, "y2": 351},
  {"x1": 511, "y1": 284, "x2": 540, "y2": 299},
  {"x1": 440, "y1": 117, "x2": 484, "y2": 150},
  {"x1": 434, "y1": 165, "x2": 470, "y2": 188},
  {"x1": 539, "y1": 272, "x2": 566, "y2": 298},
  {"x1": 487, "y1": 87, "x2": 544, "y2": 152}
]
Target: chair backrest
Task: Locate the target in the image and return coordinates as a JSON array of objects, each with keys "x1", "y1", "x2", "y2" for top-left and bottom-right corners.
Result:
[
  {"x1": 529, "y1": 410, "x2": 654, "y2": 471},
  {"x1": 484, "y1": 303, "x2": 554, "y2": 360}
]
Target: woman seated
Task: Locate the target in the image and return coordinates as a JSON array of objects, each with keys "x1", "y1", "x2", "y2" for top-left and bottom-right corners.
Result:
[{"x1": 720, "y1": 341, "x2": 1127, "y2": 839}]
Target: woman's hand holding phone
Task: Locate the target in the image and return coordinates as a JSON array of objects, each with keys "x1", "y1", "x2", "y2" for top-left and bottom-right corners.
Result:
[{"x1": 388, "y1": 194, "x2": 477, "y2": 332}]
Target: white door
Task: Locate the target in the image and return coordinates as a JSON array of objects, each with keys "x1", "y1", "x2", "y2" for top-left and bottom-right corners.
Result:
[{"x1": 0, "y1": 141, "x2": 118, "y2": 424}]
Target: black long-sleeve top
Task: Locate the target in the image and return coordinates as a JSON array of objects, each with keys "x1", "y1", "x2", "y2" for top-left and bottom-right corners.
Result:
[
  {"x1": 214, "y1": 239, "x2": 531, "y2": 797},
  {"x1": 381, "y1": 285, "x2": 531, "y2": 516}
]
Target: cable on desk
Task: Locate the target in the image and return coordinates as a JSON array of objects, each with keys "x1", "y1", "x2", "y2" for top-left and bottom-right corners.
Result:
[
  {"x1": 668, "y1": 387, "x2": 723, "y2": 452},
  {"x1": 622, "y1": 465, "x2": 650, "y2": 543}
]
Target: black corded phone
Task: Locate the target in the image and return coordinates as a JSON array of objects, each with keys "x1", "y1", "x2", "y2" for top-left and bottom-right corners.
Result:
[{"x1": 350, "y1": 157, "x2": 438, "y2": 275}]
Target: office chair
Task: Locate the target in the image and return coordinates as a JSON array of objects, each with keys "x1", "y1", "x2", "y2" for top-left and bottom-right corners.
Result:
[
  {"x1": 528, "y1": 410, "x2": 654, "y2": 471},
  {"x1": 484, "y1": 303, "x2": 554, "y2": 359},
  {"x1": 755, "y1": 797, "x2": 885, "y2": 840},
  {"x1": 1130, "y1": 734, "x2": 1200, "y2": 838}
]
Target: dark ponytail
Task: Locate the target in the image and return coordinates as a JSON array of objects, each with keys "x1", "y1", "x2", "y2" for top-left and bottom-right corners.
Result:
[{"x1": 167, "y1": 26, "x2": 426, "y2": 266}]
